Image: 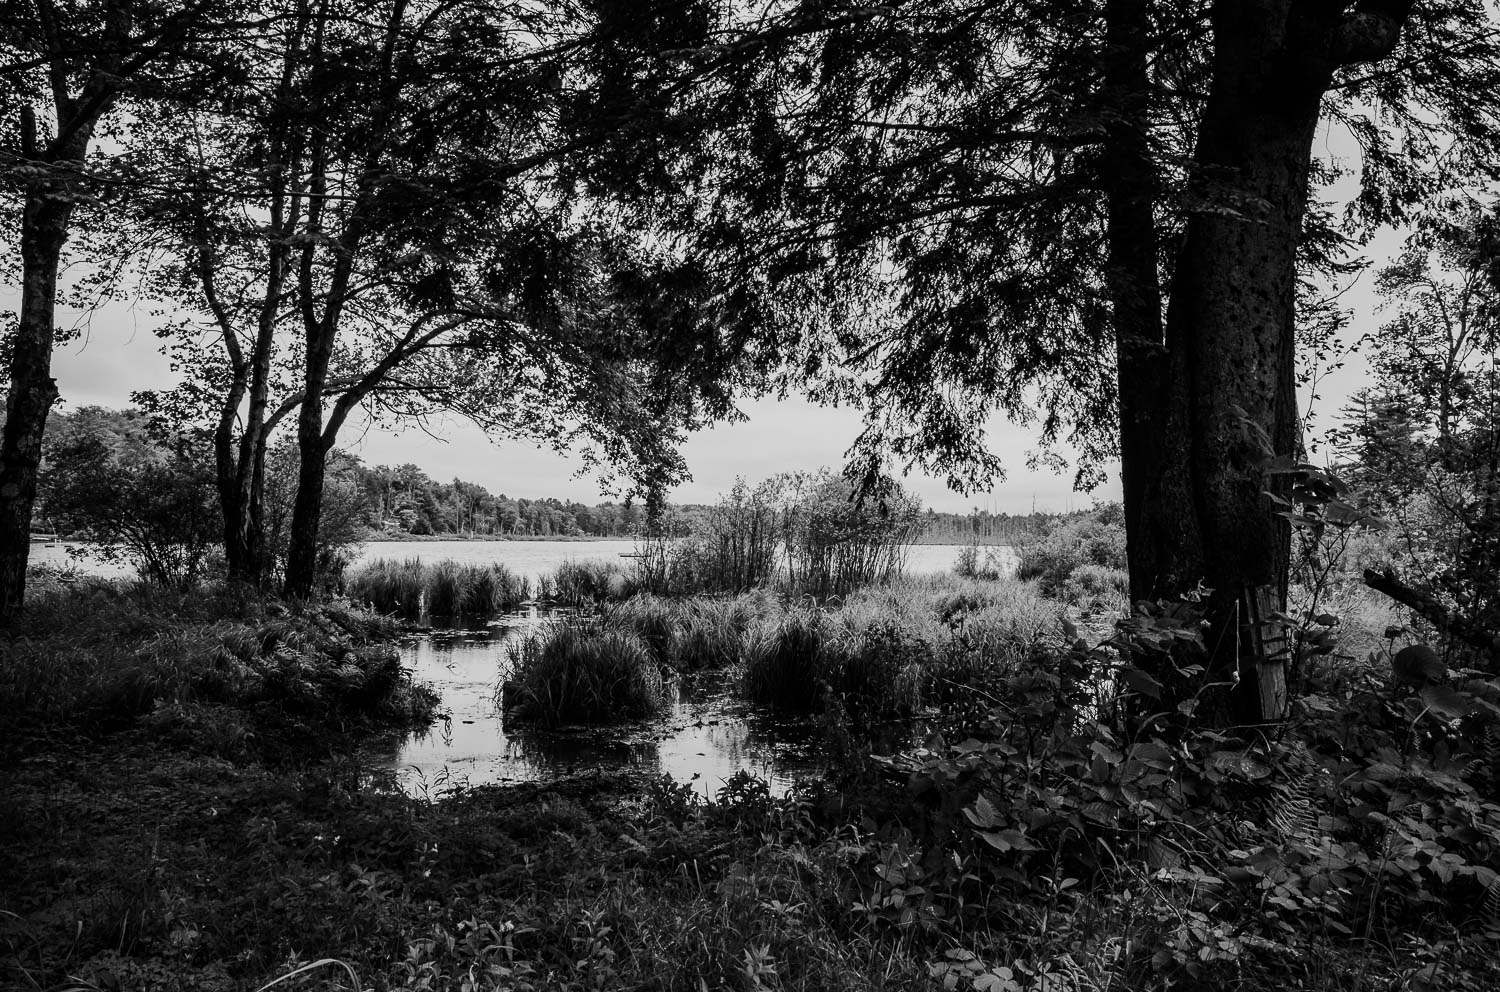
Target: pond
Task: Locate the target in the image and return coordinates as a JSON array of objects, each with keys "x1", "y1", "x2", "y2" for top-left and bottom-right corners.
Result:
[
  {"x1": 361, "y1": 610, "x2": 825, "y2": 799},
  {"x1": 32, "y1": 538, "x2": 1014, "y2": 798}
]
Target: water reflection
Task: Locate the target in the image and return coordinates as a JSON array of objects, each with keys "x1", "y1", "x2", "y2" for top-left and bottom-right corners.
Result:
[{"x1": 367, "y1": 611, "x2": 821, "y2": 799}]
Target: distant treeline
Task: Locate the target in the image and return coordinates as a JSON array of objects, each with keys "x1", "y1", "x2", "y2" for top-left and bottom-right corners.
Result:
[{"x1": 37, "y1": 407, "x2": 1069, "y2": 544}]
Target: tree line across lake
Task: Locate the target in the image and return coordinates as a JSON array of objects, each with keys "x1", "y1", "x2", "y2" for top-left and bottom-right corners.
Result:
[{"x1": 32, "y1": 406, "x2": 1052, "y2": 581}]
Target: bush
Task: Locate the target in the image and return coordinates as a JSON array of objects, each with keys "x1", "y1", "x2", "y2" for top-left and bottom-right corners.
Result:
[
  {"x1": 38, "y1": 421, "x2": 220, "y2": 589},
  {"x1": 502, "y1": 623, "x2": 668, "y2": 725},
  {"x1": 1014, "y1": 506, "x2": 1127, "y2": 598}
]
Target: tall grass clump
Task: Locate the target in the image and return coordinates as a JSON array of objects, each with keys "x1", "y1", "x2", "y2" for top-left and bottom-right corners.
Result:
[
  {"x1": 424, "y1": 559, "x2": 470, "y2": 615},
  {"x1": 742, "y1": 608, "x2": 838, "y2": 712},
  {"x1": 502, "y1": 622, "x2": 668, "y2": 725},
  {"x1": 345, "y1": 558, "x2": 426, "y2": 617},
  {"x1": 540, "y1": 559, "x2": 629, "y2": 608},
  {"x1": 460, "y1": 562, "x2": 529, "y2": 614},
  {"x1": 602, "y1": 595, "x2": 678, "y2": 664}
]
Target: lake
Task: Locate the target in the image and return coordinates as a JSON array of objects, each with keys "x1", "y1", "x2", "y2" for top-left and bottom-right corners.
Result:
[{"x1": 31, "y1": 538, "x2": 1015, "y2": 586}]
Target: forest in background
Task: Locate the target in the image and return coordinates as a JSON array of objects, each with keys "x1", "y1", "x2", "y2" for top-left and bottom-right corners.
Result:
[{"x1": 35, "y1": 406, "x2": 1049, "y2": 547}]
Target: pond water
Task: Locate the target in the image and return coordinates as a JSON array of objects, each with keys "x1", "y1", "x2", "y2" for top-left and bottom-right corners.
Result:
[
  {"x1": 362, "y1": 610, "x2": 824, "y2": 799},
  {"x1": 31, "y1": 538, "x2": 1014, "y2": 799}
]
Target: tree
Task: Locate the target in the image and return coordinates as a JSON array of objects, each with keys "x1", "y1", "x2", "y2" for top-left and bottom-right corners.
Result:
[
  {"x1": 37, "y1": 417, "x2": 219, "y2": 587},
  {"x1": 1342, "y1": 211, "x2": 1500, "y2": 665},
  {"x1": 634, "y1": 0, "x2": 1500, "y2": 720},
  {"x1": 0, "y1": 0, "x2": 236, "y2": 616},
  {"x1": 123, "y1": 0, "x2": 741, "y2": 596}
]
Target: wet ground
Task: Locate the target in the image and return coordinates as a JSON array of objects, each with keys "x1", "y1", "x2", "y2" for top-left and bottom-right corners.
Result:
[{"x1": 362, "y1": 610, "x2": 822, "y2": 799}]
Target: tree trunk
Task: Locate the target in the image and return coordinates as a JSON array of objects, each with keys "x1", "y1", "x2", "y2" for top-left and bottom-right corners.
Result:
[
  {"x1": 1102, "y1": 0, "x2": 1200, "y2": 605},
  {"x1": 0, "y1": 182, "x2": 76, "y2": 618},
  {"x1": 282, "y1": 324, "x2": 334, "y2": 599},
  {"x1": 1122, "y1": 1, "x2": 1357, "y2": 723}
]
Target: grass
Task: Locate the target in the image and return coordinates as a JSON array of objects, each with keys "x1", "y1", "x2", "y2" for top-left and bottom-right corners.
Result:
[
  {"x1": 0, "y1": 575, "x2": 438, "y2": 767},
  {"x1": 501, "y1": 621, "x2": 669, "y2": 725},
  {"x1": 345, "y1": 557, "x2": 427, "y2": 617},
  {"x1": 536, "y1": 559, "x2": 630, "y2": 608},
  {"x1": 345, "y1": 558, "x2": 529, "y2": 618},
  {"x1": 6, "y1": 559, "x2": 1496, "y2": 992}
]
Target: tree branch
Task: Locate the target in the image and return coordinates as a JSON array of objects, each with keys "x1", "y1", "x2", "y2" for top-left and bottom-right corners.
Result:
[
  {"x1": 1363, "y1": 567, "x2": 1500, "y2": 657},
  {"x1": 1331, "y1": 0, "x2": 1416, "y2": 66}
]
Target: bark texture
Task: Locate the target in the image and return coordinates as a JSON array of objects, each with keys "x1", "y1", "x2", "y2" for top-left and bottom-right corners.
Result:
[{"x1": 1108, "y1": 0, "x2": 1413, "y2": 721}]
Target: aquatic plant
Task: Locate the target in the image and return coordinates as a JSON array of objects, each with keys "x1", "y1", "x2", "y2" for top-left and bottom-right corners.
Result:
[
  {"x1": 346, "y1": 558, "x2": 426, "y2": 617},
  {"x1": 541, "y1": 559, "x2": 631, "y2": 608},
  {"x1": 425, "y1": 559, "x2": 470, "y2": 615},
  {"x1": 603, "y1": 594, "x2": 678, "y2": 664},
  {"x1": 742, "y1": 608, "x2": 836, "y2": 712},
  {"x1": 502, "y1": 622, "x2": 667, "y2": 725},
  {"x1": 460, "y1": 562, "x2": 529, "y2": 614}
]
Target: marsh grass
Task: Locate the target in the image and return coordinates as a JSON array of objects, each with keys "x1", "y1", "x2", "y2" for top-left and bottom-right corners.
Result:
[
  {"x1": 742, "y1": 608, "x2": 835, "y2": 712},
  {"x1": 537, "y1": 559, "x2": 629, "y2": 608},
  {"x1": 1, "y1": 576, "x2": 435, "y2": 761},
  {"x1": 502, "y1": 622, "x2": 668, "y2": 725},
  {"x1": 346, "y1": 557, "x2": 426, "y2": 617},
  {"x1": 460, "y1": 562, "x2": 529, "y2": 614},
  {"x1": 345, "y1": 558, "x2": 530, "y2": 618}
]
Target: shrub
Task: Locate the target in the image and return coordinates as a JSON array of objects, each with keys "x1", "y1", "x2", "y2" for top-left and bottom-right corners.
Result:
[
  {"x1": 954, "y1": 544, "x2": 1010, "y2": 581},
  {"x1": 1014, "y1": 506, "x2": 1126, "y2": 597},
  {"x1": 1061, "y1": 563, "x2": 1130, "y2": 607},
  {"x1": 502, "y1": 623, "x2": 668, "y2": 725}
]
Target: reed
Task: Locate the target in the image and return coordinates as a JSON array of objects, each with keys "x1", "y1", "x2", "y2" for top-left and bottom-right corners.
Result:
[
  {"x1": 741, "y1": 608, "x2": 835, "y2": 712},
  {"x1": 541, "y1": 559, "x2": 630, "y2": 608},
  {"x1": 345, "y1": 558, "x2": 426, "y2": 617},
  {"x1": 460, "y1": 562, "x2": 529, "y2": 614},
  {"x1": 501, "y1": 622, "x2": 668, "y2": 725},
  {"x1": 425, "y1": 559, "x2": 470, "y2": 615}
]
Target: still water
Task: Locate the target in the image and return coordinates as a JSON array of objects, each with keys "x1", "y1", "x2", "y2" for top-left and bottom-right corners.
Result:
[
  {"x1": 362, "y1": 611, "x2": 824, "y2": 799},
  {"x1": 32, "y1": 538, "x2": 1013, "y2": 798}
]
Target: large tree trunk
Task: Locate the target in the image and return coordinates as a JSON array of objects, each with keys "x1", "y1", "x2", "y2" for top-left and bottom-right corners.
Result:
[
  {"x1": 1102, "y1": 0, "x2": 1201, "y2": 607},
  {"x1": 1111, "y1": 0, "x2": 1401, "y2": 722},
  {"x1": 0, "y1": 180, "x2": 77, "y2": 619}
]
